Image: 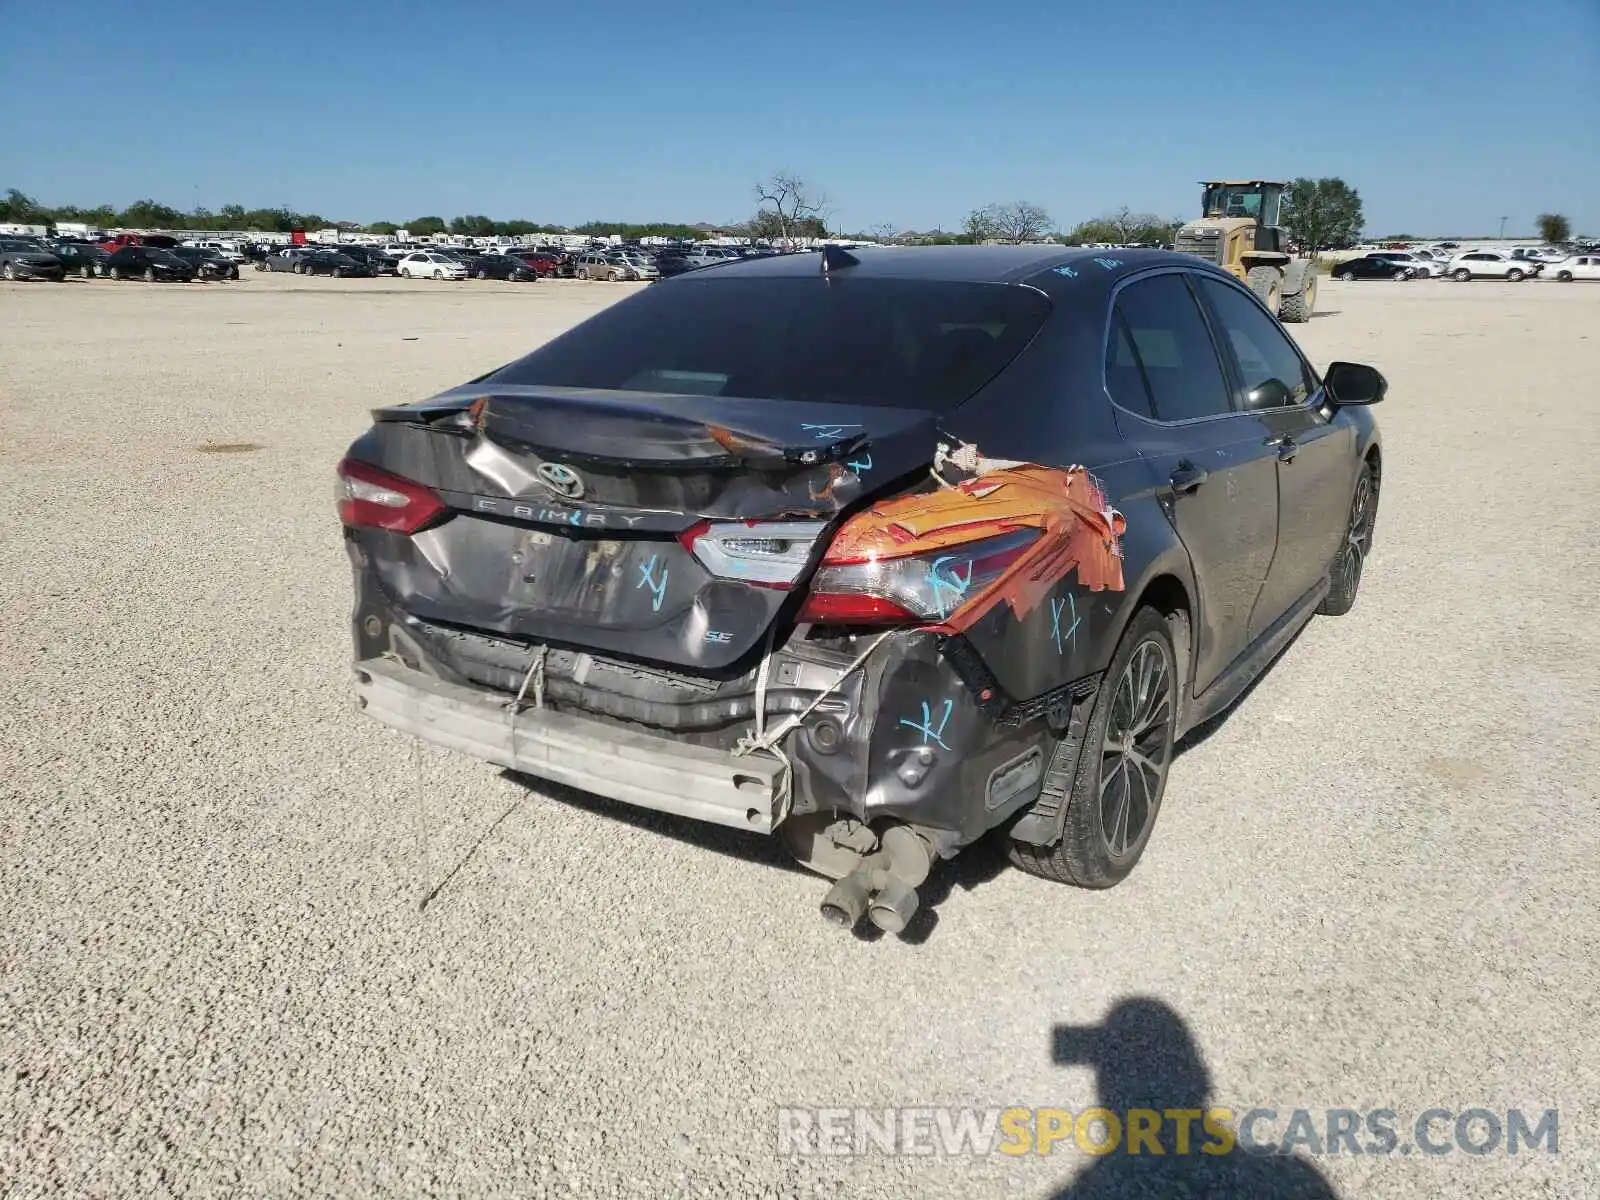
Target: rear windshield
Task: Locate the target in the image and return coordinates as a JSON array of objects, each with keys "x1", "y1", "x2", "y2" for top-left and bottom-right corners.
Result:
[{"x1": 490, "y1": 277, "x2": 1050, "y2": 410}]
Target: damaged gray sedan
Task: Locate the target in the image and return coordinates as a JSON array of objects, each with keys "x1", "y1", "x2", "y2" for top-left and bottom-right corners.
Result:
[{"x1": 342, "y1": 246, "x2": 1384, "y2": 932}]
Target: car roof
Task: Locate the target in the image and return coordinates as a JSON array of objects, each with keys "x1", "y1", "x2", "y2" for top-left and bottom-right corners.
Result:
[{"x1": 688, "y1": 245, "x2": 1189, "y2": 284}]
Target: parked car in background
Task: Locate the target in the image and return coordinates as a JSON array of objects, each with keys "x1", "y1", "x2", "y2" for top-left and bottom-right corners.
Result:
[
  {"x1": 1543, "y1": 254, "x2": 1600, "y2": 282},
  {"x1": 652, "y1": 251, "x2": 700, "y2": 279},
  {"x1": 1367, "y1": 250, "x2": 1443, "y2": 277},
  {"x1": 679, "y1": 245, "x2": 743, "y2": 268},
  {"x1": 259, "y1": 248, "x2": 313, "y2": 273},
  {"x1": 1332, "y1": 255, "x2": 1415, "y2": 281},
  {"x1": 1447, "y1": 251, "x2": 1539, "y2": 281},
  {"x1": 338, "y1": 246, "x2": 1386, "y2": 931},
  {"x1": 172, "y1": 246, "x2": 241, "y2": 280},
  {"x1": 616, "y1": 250, "x2": 660, "y2": 280},
  {"x1": 574, "y1": 251, "x2": 637, "y2": 281},
  {"x1": 466, "y1": 254, "x2": 538, "y2": 281},
  {"x1": 0, "y1": 238, "x2": 65, "y2": 281},
  {"x1": 104, "y1": 245, "x2": 195, "y2": 282},
  {"x1": 509, "y1": 249, "x2": 570, "y2": 278},
  {"x1": 51, "y1": 242, "x2": 111, "y2": 278},
  {"x1": 397, "y1": 251, "x2": 467, "y2": 280},
  {"x1": 303, "y1": 249, "x2": 370, "y2": 278},
  {"x1": 331, "y1": 246, "x2": 395, "y2": 275}
]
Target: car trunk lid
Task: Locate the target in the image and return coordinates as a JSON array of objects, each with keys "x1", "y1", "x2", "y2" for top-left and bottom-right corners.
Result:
[{"x1": 353, "y1": 385, "x2": 940, "y2": 669}]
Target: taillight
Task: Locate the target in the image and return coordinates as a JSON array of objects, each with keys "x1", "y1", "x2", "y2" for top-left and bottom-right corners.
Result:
[
  {"x1": 682, "y1": 520, "x2": 827, "y2": 587},
  {"x1": 336, "y1": 456, "x2": 448, "y2": 533},
  {"x1": 799, "y1": 528, "x2": 1040, "y2": 626}
]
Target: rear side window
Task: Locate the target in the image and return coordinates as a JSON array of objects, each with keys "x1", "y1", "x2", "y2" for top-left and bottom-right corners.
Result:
[
  {"x1": 492, "y1": 277, "x2": 1051, "y2": 411},
  {"x1": 1196, "y1": 279, "x2": 1318, "y2": 409},
  {"x1": 1104, "y1": 311, "x2": 1155, "y2": 420},
  {"x1": 1109, "y1": 274, "x2": 1232, "y2": 421}
]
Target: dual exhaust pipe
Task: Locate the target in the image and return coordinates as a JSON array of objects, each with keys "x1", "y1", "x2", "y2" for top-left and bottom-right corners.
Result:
[{"x1": 819, "y1": 825, "x2": 933, "y2": 935}]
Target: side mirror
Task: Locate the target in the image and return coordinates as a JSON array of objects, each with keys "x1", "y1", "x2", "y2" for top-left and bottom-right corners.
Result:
[{"x1": 1324, "y1": 361, "x2": 1387, "y2": 406}]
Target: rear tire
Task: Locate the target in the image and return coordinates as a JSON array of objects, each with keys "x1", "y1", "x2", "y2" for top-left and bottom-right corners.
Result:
[
  {"x1": 2, "y1": 263, "x2": 14, "y2": 281},
  {"x1": 81, "y1": 264, "x2": 94, "y2": 279},
  {"x1": 110, "y1": 266, "x2": 122, "y2": 280},
  {"x1": 1009, "y1": 607, "x2": 1180, "y2": 888},
  {"x1": 144, "y1": 267, "x2": 156, "y2": 283},
  {"x1": 1318, "y1": 461, "x2": 1376, "y2": 617},
  {"x1": 476, "y1": 268, "x2": 488, "y2": 279},
  {"x1": 1336, "y1": 269, "x2": 1355, "y2": 281}
]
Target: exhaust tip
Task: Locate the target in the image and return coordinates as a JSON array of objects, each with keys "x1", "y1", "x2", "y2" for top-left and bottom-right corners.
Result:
[
  {"x1": 819, "y1": 902, "x2": 855, "y2": 927},
  {"x1": 866, "y1": 878, "x2": 919, "y2": 935}
]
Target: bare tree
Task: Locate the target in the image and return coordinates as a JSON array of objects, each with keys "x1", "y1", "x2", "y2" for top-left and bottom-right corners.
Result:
[
  {"x1": 754, "y1": 172, "x2": 828, "y2": 246},
  {"x1": 870, "y1": 221, "x2": 899, "y2": 244},
  {"x1": 982, "y1": 201, "x2": 1053, "y2": 244}
]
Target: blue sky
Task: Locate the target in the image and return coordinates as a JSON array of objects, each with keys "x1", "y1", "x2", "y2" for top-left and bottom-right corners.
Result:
[{"x1": 3, "y1": 0, "x2": 1596, "y2": 236}]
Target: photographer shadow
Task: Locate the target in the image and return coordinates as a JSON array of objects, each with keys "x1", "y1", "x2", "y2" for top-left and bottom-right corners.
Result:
[{"x1": 1049, "y1": 997, "x2": 1339, "y2": 1200}]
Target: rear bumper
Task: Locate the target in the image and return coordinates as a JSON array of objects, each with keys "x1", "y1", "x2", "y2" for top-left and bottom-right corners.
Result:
[{"x1": 354, "y1": 657, "x2": 784, "y2": 833}]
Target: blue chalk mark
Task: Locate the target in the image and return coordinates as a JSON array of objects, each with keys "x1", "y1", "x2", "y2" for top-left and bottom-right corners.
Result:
[
  {"x1": 1094, "y1": 257, "x2": 1123, "y2": 271},
  {"x1": 636, "y1": 555, "x2": 668, "y2": 612},
  {"x1": 899, "y1": 699, "x2": 954, "y2": 751},
  {"x1": 846, "y1": 453, "x2": 873, "y2": 474},
  {"x1": 1050, "y1": 593, "x2": 1081, "y2": 654},
  {"x1": 800, "y1": 422, "x2": 862, "y2": 441},
  {"x1": 928, "y1": 556, "x2": 973, "y2": 619},
  {"x1": 1053, "y1": 265, "x2": 1079, "y2": 278}
]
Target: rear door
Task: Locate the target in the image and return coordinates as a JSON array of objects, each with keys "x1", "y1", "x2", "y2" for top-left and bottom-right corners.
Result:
[
  {"x1": 1105, "y1": 270, "x2": 1281, "y2": 695},
  {"x1": 1193, "y1": 275, "x2": 1357, "y2": 638}
]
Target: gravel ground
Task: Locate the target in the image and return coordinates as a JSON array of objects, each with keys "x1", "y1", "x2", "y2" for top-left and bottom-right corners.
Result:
[{"x1": 2, "y1": 270, "x2": 1597, "y2": 1199}]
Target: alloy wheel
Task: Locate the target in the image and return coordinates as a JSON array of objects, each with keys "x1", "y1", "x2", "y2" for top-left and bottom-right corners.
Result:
[
  {"x1": 1098, "y1": 638, "x2": 1174, "y2": 859},
  {"x1": 1337, "y1": 471, "x2": 1374, "y2": 588}
]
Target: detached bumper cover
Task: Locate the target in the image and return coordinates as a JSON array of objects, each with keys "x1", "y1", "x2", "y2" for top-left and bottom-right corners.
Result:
[{"x1": 354, "y1": 657, "x2": 784, "y2": 832}]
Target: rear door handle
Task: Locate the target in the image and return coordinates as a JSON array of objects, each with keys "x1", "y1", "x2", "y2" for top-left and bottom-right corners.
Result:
[{"x1": 1168, "y1": 463, "x2": 1208, "y2": 494}]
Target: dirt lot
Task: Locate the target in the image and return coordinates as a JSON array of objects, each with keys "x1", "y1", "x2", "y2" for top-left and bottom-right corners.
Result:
[{"x1": 3, "y1": 270, "x2": 1598, "y2": 1198}]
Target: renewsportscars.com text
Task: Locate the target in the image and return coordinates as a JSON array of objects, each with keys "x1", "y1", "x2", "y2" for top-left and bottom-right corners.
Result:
[{"x1": 777, "y1": 1106, "x2": 1558, "y2": 1158}]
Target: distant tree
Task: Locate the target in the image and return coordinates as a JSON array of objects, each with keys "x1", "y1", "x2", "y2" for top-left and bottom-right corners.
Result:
[
  {"x1": 754, "y1": 172, "x2": 828, "y2": 245},
  {"x1": 1536, "y1": 213, "x2": 1571, "y2": 244},
  {"x1": 960, "y1": 207, "x2": 997, "y2": 244},
  {"x1": 366, "y1": 221, "x2": 399, "y2": 235},
  {"x1": 449, "y1": 214, "x2": 497, "y2": 237},
  {"x1": 980, "y1": 201, "x2": 1053, "y2": 244},
  {"x1": 1281, "y1": 178, "x2": 1364, "y2": 257},
  {"x1": 119, "y1": 199, "x2": 184, "y2": 229},
  {"x1": 219, "y1": 204, "x2": 246, "y2": 226},
  {"x1": 1, "y1": 188, "x2": 43, "y2": 222},
  {"x1": 869, "y1": 221, "x2": 899, "y2": 243},
  {"x1": 409, "y1": 216, "x2": 448, "y2": 236}
]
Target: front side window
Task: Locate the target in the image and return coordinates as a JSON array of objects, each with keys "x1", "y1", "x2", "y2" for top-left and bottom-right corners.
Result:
[
  {"x1": 1197, "y1": 278, "x2": 1317, "y2": 410},
  {"x1": 1107, "y1": 274, "x2": 1232, "y2": 422}
]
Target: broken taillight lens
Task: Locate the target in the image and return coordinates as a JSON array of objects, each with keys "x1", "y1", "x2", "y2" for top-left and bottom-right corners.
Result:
[
  {"x1": 798, "y1": 528, "x2": 1040, "y2": 625},
  {"x1": 336, "y1": 456, "x2": 448, "y2": 533}
]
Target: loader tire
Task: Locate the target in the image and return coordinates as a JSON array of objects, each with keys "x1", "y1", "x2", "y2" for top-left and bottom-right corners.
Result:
[
  {"x1": 1278, "y1": 273, "x2": 1316, "y2": 323},
  {"x1": 1247, "y1": 265, "x2": 1282, "y2": 310}
]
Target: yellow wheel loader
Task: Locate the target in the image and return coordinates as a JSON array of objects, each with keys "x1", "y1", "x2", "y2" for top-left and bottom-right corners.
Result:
[{"x1": 1174, "y1": 181, "x2": 1316, "y2": 322}]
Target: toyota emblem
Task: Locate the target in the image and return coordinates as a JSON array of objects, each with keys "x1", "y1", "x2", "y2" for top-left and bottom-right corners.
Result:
[{"x1": 536, "y1": 461, "x2": 585, "y2": 500}]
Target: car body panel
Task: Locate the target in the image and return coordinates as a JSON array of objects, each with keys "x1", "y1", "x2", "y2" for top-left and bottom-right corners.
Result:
[{"x1": 343, "y1": 246, "x2": 1382, "y2": 850}]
